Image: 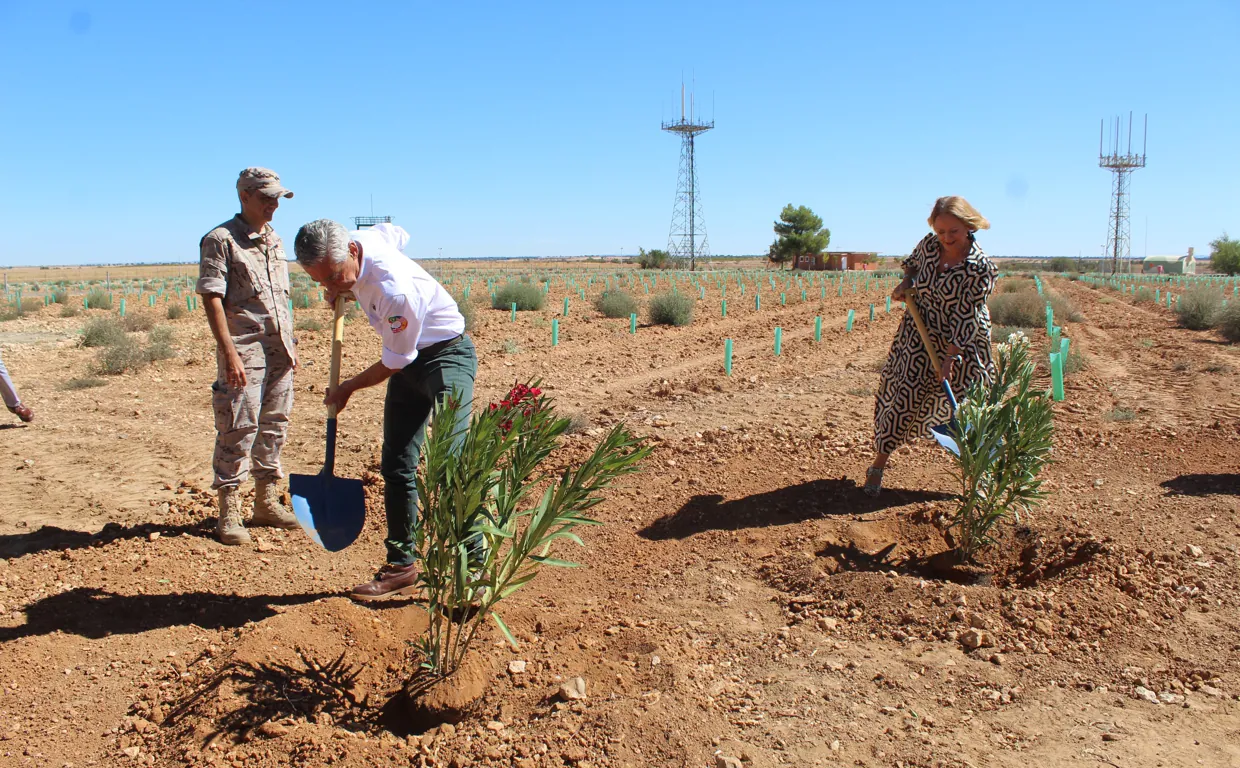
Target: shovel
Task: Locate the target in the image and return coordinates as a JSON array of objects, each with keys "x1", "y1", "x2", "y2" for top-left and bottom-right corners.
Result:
[
  {"x1": 290, "y1": 296, "x2": 367, "y2": 551},
  {"x1": 904, "y1": 288, "x2": 962, "y2": 456}
]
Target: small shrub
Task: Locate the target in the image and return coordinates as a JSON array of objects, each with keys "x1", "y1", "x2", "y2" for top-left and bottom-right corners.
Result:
[
  {"x1": 85, "y1": 288, "x2": 113, "y2": 311},
  {"x1": 97, "y1": 336, "x2": 148, "y2": 375},
  {"x1": 64, "y1": 377, "x2": 107, "y2": 390},
  {"x1": 295, "y1": 317, "x2": 324, "y2": 332},
  {"x1": 122, "y1": 313, "x2": 156, "y2": 332},
  {"x1": 637, "y1": 248, "x2": 671, "y2": 270},
  {"x1": 1000, "y1": 278, "x2": 1037, "y2": 294},
  {"x1": 1175, "y1": 286, "x2": 1222, "y2": 330},
  {"x1": 987, "y1": 291, "x2": 1044, "y2": 328},
  {"x1": 1104, "y1": 407, "x2": 1136, "y2": 422},
  {"x1": 501, "y1": 338, "x2": 520, "y2": 355},
  {"x1": 1047, "y1": 256, "x2": 1074, "y2": 273},
  {"x1": 1064, "y1": 348, "x2": 1088, "y2": 375},
  {"x1": 166, "y1": 303, "x2": 187, "y2": 320},
  {"x1": 80, "y1": 318, "x2": 126, "y2": 348},
  {"x1": 1133, "y1": 287, "x2": 1154, "y2": 304},
  {"x1": 51, "y1": 290, "x2": 69, "y2": 305},
  {"x1": 292, "y1": 288, "x2": 314, "y2": 309},
  {"x1": 595, "y1": 290, "x2": 638, "y2": 319},
  {"x1": 1048, "y1": 293, "x2": 1082, "y2": 323},
  {"x1": 947, "y1": 334, "x2": 1054, "y2": 560},
  {"x1": 60, "y1": 304, "x2": 81, "y2": 318},
  {"x1": 991, "y1": 326, "x2": 1022, "y2": 342},
  {"x1": 1215, "y1": 301, "x2": 1240, "y2": 343},
  {"x1": 456, "y1": 296, "x2": 475, "y2": 332},
  {"x1": 491, "y1": 282, "x2": 545, "y2": 311},
  {"x1": 647, "y1": 292, "x2": 695, "y2": 327},
  {"x1": 846, "y1": 387, "x2": 874, "y2": 397},
  {"x1": 146, "y1": 326, "x2": 176, "y2": 361}
]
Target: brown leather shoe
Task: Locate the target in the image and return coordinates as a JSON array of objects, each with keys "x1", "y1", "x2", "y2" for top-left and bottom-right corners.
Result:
[
  {"x1": 9, "y1": 404, "x2": 33, "y2": 423},
  {"x1": 349, "y1": 563, "x2": 420, "y2": 601}
]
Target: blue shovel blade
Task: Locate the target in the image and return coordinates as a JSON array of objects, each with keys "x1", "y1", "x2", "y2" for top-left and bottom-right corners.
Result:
[
  {"x1": 930, "y1": 423, "x2": 961, "y2": 456},
  {"x1": 289, "y1": 472, "x2": 366, "y2": 552}
]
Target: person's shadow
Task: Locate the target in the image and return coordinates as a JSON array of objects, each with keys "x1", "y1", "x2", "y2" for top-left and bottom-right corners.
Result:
[
  {"x1": 0, "y1": 588, "x2": 335, "y2": 642},
  {"x1": 1161, "y1": 474, "x2": 1240, "y2": 497},
  {"x1": 0, "y1": 520, "x2": 215, "y2": 559},
  {"x1": 638, "y1": 477, "x2": 954, "y2": 541}
]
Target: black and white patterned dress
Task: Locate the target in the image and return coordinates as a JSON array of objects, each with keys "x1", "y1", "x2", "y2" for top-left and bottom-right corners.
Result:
[{"x1": 873, "y1": 233, "x2": 998, "y2": 455}]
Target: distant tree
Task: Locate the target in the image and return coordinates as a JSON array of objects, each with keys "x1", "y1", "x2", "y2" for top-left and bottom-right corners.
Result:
[
  {"x1": 1210, "y1": 234, "x2": 1240, "y2": 275},
  {"x1": 770, "y1": 204, "x2": 830, "y2": 270},
  {"x1": 1047, "y1": 257, "x2": 1074, "y2": 273},
  {"x1": 637, "y1": 247, "x2": 672, "y2": 270}
]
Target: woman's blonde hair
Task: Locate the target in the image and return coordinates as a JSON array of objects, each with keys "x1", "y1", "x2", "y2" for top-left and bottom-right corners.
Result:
[{"x1": 928, "y1": 196, "x2": 990, "y2": 232}]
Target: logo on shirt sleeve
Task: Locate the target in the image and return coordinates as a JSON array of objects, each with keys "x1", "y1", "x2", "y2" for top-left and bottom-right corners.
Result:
[{"x1": 388, "y1": 315, "x2": 408, "y2": 333}]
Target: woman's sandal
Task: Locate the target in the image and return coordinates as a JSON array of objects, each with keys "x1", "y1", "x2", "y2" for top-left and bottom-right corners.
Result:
[{"x1": 863, "y1": 467, "x2": 883, "y2": 497}]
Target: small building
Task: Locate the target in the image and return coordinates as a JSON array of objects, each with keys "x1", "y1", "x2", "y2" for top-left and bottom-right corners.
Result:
[
  {"x1": 1142, "y1": 249, "x2": 1195, "y2": 275},
  {"x1": 796, "y1": 251, "x2": 878, "y2": 271}
]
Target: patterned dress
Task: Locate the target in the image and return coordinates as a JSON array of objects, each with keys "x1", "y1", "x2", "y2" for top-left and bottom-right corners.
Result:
[{"x1": 873, "y1": 233, "x2": 998, "y2": 455}]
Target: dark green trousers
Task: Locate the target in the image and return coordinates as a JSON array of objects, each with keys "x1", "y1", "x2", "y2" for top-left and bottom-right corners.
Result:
[{"x1": 382, "y1": 335, "x2": 477, "y2": 565}]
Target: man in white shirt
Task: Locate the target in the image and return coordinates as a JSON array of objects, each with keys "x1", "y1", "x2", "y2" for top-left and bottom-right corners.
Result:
[{"x1": 293, "y1": 219, "x2": 478, "y2": 600}]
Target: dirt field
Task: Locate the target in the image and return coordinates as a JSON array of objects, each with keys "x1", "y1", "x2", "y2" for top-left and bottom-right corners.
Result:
[{"x1": 1, "y1": 266, "x2": 1238, "y2": 768}]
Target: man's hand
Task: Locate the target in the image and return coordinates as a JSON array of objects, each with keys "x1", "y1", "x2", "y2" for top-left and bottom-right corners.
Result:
[
  {"x1": 323, "y1": 381, "x2": 354, "y2": 413},
  {"x1": 224, "y1": 347, "x2": 247, "y2": 388}
]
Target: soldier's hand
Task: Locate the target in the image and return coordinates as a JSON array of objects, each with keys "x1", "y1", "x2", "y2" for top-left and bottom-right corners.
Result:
[{"x1": 224, "y1": 349, "x2": 247, "y2": 389}]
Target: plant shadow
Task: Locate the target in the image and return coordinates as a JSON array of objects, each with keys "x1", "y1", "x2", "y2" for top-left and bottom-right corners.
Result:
[
  {"x1": 164, "y1": 648, "x2": 374, "y2": 745},
  {"x1": 0, "y1": 519, "x2": 215, "y2": 559},
  {"x1": 1161, "y1": 474, "x2": 1240, "y2": 497},
  {"x1": 638, "y1": 478, "x2": 954, "y2": 541},
  {"x1": 0, "y1": 588, "x2": 335, "y2": 642}
]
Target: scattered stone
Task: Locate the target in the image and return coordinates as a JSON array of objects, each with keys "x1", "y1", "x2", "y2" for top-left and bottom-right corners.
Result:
[
  {"x1": 439, "y1": 723, "x2": 456, "y2": 739},
  {"x1": 257, "y1": 721, "x2": 288, "y2": 738},
  {"x1": 716, "y1": 756, "x2": 743, "y2": 768},
  {"x1": 559, "y1": 677, "x2": 587, "y2": 701},
  {"x1": 146, "y1": 532, "x2": 160, "y2": 542},
  {"x1": 1199, "y1": 685, "x2": 1224, "y2": 698},
  {"x1": 1185, "y1": 544, "x2": 1204, "y2": 558},
  {"x1": 121, "y1": 746, "x2": 140, "y2": 759},
  {"x1": 1134, "y1": 686, "x2": 1160, "y2": 705},
  {"x1": 1033, "y1": 618, "x2": 1054, "y2": 636},
  {"x1": 817, "y1": 617, "x2": 838, "y2": 631},
  {"x1": 508, "y1": 660, "x2": 527, "y2": 675},
  {"x1": 1102, "y1": 733, "x2": 1121, "y2": 742},
  {"x1": 959, "y1": 629, "x2": 995, "y2": 650}
]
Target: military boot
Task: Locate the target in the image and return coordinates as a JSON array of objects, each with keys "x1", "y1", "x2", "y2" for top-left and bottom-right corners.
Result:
[
  {"x1": 217, "y1": 486, "x2": 251, "y2": 545},
  {"x1": 251, "y1": 478, "x2": 298, "y2": 529}
]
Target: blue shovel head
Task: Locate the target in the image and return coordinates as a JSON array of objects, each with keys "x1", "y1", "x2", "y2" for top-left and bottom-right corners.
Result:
[
  {"x1": 930, "y1": 380, "x2": 962, "y2": 457},
  {"x1": 290, "y1": 471, "x2": 366, "y2": 552}
]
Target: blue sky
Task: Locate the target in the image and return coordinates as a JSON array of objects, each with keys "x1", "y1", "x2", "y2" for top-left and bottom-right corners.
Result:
[{"x1": 0, "y1": 1, "x2": 1236, "y2": 265}]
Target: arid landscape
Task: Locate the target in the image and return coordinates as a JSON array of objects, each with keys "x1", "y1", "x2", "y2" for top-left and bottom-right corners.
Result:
[{"x1": 1, "y1": 263, "x2": 1238, "y2": 768}]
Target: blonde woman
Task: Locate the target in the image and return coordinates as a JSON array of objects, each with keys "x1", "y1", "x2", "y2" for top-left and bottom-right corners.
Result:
[{"x1": 865, "y1": 197, "x2": 998, "y2": 496}]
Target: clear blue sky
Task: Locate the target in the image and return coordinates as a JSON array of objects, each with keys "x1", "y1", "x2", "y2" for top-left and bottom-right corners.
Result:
[{"x1": 1, "y1": 1, "x2": 1236, "y2": 265}]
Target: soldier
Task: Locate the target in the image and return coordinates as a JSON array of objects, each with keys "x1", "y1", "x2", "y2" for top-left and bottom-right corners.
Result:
[{"x1": 197, "y1": 168, "x2": 299, "y2": 545}]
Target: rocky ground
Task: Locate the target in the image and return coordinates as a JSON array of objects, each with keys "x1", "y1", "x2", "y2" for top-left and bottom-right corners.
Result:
[{"x1": 0, "y1": 267, "x2": 1237, "y2": 768}]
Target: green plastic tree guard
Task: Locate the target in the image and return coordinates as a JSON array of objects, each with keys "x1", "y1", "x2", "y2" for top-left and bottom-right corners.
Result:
[
  {"x1": 846, "y1": 309, "x2": 855, "y2": 332},
  {"x1": 630, "y1": 313, "x2": 637, "y2": 333},
  {"x1": 755, "y1": 294, "x2": 761, "y2": 311},
  {"x1": 552, "y1": 319, "x2": 559, "y2": 346},
  {"x1": 869, "y1": 303, "x2": 874, "y2": 321},
  {"x1": 886, "y1": 296, "x2": 891, "y2": 312},
  {"x1": 814, "y1": 316, "x2": 821, "y2": 341},
  {"x1": 510, "y1": 302, "x2": 517, "y2": 322},
  {"x1": 724, "y1": 339, "x2": 733, "y2": 375},
  {"x1": 563, "y1": 297, "x2": 569, "y2": 317},
  {"x1": 774, "y1": 327, "x2": 782, "y2": 356},
  {"x1": 721, "y1": 299, "x2": 727, "y2": 318},
  {"x1": 1049, "y1": 352, "x2": 1065, "y2": 401},
  {"x1": 119, "y1": 298, "x2": 126, "y2": 317}
]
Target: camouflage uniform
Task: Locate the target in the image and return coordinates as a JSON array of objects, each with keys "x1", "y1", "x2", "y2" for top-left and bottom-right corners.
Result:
[{"x1": 197, "y1": 215, "x2": 297, "y2": 490}]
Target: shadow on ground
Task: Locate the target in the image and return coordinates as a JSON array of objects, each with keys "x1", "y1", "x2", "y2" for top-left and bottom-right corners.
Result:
[
  {"x1": 1161, "y1": 474, "x2": 1240, "y2": 497},
  {"x1": 0, "y1": 520, "x2": 215, "y2": 559},
  {"x1": 638, "y1": 477, "x2": 954, "y2": 541},
  {"x1": 0, "y1": 588, "x2": 334, "y2": 642},
  {"x1": 164, "y1": 647, "x2": 373, "y2": 743}
]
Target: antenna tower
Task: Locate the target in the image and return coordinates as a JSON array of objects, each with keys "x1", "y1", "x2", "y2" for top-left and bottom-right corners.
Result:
[
  {"x1": 1098, "y1": 112, "x2": 1147, "y2": 274},
  {"x1": 662, "y1": 83, "x2": 714, "y2": 271}
]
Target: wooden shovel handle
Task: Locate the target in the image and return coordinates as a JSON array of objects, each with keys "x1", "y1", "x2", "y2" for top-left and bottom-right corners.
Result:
[
  {"x1": 327, "y1": 296, "x2": 346, "y2": 420},
  {"x1": 904, "y1": 288, "x2": 943, "y2": 380}
]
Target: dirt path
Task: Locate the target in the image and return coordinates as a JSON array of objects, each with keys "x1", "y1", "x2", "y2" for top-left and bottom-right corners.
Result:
[{"x1": 1, "y1": 272, "x2": 1238, "y2": 768}]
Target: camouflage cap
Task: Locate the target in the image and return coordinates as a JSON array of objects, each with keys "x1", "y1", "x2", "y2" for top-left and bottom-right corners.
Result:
[{"x1": 236, "y1": 167, "x2": 294, "y2": 199}]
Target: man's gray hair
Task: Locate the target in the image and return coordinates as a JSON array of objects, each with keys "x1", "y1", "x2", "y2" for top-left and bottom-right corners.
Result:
[{"x1": 294, "y1": 219, "x2": 352, "y2": 267}]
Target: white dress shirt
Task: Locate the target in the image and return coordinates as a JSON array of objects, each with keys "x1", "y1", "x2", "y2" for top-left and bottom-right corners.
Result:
[{"x1": 350, "y1": 228, "x2": 464, "y2": 370}]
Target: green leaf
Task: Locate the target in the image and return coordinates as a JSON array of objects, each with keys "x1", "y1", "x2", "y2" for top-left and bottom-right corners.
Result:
[
  {"x1": 529, "y1": 555, "x2": 581, "y2": 568},
  {"x1": 492, "y1": 611, "x2": 519, "y2": 649}
]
